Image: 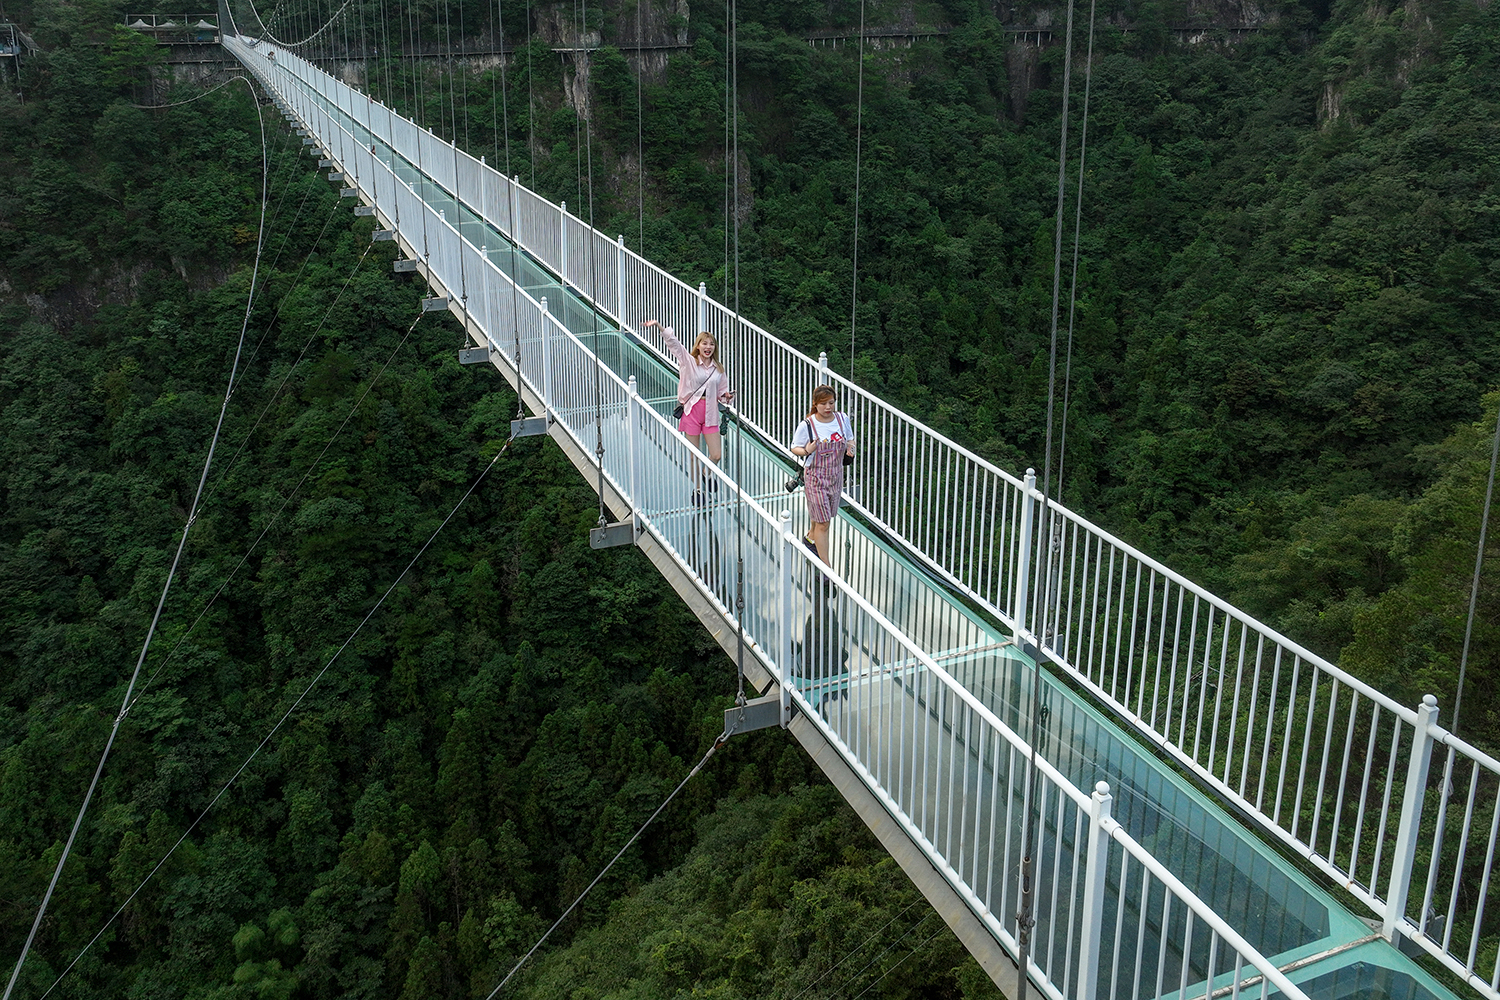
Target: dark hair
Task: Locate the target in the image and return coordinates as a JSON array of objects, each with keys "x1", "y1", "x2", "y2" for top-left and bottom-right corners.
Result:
[{"x1": 806, "y1": 384, "x2": 836, "y2": 417}]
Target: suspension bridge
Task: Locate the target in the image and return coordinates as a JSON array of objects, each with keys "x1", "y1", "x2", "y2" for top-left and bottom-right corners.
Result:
[{"x1": 217, "y1": 19, "x2": 1500, "y2": 1000}]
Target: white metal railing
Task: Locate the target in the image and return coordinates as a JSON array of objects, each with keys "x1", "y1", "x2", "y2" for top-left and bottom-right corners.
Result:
[
  {"x1": 1032, "y1": 496, "x2": 1500, "y2": 996},
  {"x1": 367, "y1": 58, "x2": 1500, "y2": 991},
  {"x1": 226, "y1": 35, "x2": 1323, "y2": 999}
]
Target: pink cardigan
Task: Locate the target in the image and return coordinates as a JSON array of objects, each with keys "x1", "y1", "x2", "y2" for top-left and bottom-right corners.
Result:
[{"x1": 662, "y1": 327, "x2": 732, "y2": 428}]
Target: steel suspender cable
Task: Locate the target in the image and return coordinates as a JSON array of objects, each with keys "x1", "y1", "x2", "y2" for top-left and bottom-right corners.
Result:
[
  {"x1": 1428, "y1": 393, "x2": 1500, "y2": 889},
  {"x1": 727, "y1": 0, "x2": 746, "y2": 705},
  {"x1": 458, "y1": 0, "x2": 470, "y2": 149},
  {"x1": 730, "y1": 0, "x2": 739, "y2": 325},
  {"x1": 578, "y1": 7, "x2": 608, "y2": 529},
  {"x1": 1056, "y1": 0, "x2": 1096, "y2": 506},
  {"x1": 848, "y1": 0, "x2": 865, "y2": 382},
  {"x1": 572, "y1": 0, "x2": 585, "y2": 209},
  {"x1": 1016, "y1": 0, "x2": 1076, "y2": 992},
  {"x1": 493, "y1": 0, "x2": 525, "y2": 422},
  {"x1": 2, "y1": 77, "x2": 270, "y2": 1000},
  {"x1": 450, "y1": 46, "x2": 470, "y2": 345},
  {"x1": 412, "y1": 8, "x2": 432, "y2": 269},
  {"x1": 483, "y1": 732, "x2": 727, "y2": 998},
  {"x1": 1454, "y1": 396, "x2": 1500, "y2": 739},
  {"x1": 722, "y1": 0, "x2": 730, "y2": 302},
  {"x1": 636, "y1": 0, "x2": 644, "y2": 252},
  {"x1": 492, "y1": 0, "x2": 502, "y2": 166},
  {"x1": 526, "y1": 0, "x2": 536, "y2": 188},
  {"x1": 379, "y1": 0, "x2": 393, "y2": 110}
]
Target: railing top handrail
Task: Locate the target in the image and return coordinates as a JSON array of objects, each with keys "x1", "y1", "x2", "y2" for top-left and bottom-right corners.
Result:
[{"x1": 1435, "y1": 722, "x2": 1500, "y2": 775}]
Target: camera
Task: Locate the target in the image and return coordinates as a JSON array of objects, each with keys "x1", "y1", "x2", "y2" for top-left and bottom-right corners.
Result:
[{"x1": 784, "y1": 471, "x2": 805, "y2": 493}]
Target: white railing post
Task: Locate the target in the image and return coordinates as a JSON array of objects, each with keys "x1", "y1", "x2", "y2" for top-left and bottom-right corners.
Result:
[
  {"x1": 1077, "y1": 781, "x2": 1114, "y2": 1000},
  {"x1": 817, "y1": 351, "x2": 829, "y2": 386},
  {"x1": 1013, "y1": 468, "x2": 1037, "y2": 644},
  {"x1": 617, "y1": 235, "x2": 627, "y2": 329},
  {"x1": 627, "y1": 376, "x2": 640, "y2": 521},
  {"x1": 510, "y1": 174, "x2": 519, "y2": 241},
  {"x1": 697, "y1": 281, "x2": 708, "y2": 333},
  {"x1": 539, "y1": 296, "x2": 553, "y2": 419},
  {"x1": 779, "y1": 510, "x2": 795, "y2": 726},
  {"x1": 559, "y1": 200, "x2": 568, "y2": 287},
  {"x1": 1383, "y1": 694, "x2": 1439, "y2": 940}
]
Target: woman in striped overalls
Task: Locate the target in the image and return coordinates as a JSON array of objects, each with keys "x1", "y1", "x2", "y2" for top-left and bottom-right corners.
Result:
[{"x1": 791, "y1": 385, "x2": 855, "y2": 566}]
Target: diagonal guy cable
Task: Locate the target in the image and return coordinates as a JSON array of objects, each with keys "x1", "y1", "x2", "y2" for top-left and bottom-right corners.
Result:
[
  {"x1": 485, "y1": 731, "x2": 727, "y2": 998},
  {"x1": 3, "y1": 75, "x2": 270, "y2": 1000},
  {"x1": 125, "y1": 298, "x2": 418, "y2": 720},
  {"x1": 39, "y1": 429, "x2": 520, "y2": 1000}
]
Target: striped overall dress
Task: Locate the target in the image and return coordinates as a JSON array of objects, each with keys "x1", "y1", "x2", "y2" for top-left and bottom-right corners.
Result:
[{"x1": 804, "y1": 414, "x2": 849, "y2": 523}]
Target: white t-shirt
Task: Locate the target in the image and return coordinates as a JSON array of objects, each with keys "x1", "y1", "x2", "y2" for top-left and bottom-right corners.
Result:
[{"x1": 792, "y1": 413, "x2": 855, "y2": 465}]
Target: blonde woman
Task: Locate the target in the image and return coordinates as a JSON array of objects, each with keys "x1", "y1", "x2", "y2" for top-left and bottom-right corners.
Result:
[{"x1": 643, "y1": 320, "x2": 735, "y2": 504}]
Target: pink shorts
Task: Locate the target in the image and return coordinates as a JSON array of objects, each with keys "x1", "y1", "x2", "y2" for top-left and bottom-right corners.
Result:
[{"x1": 678, "y1": 397, "x2": 719, "y2": 436}]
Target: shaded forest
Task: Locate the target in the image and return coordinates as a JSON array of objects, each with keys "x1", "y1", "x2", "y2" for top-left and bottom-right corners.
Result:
[{"x1": 1, "y1": 0, "x2": 1498, "y2": 993}]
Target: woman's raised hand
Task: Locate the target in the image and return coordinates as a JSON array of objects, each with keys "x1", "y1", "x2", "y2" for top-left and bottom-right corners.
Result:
[{"x1": 642, "y1": 319, "x2": 659, "y2": 328}]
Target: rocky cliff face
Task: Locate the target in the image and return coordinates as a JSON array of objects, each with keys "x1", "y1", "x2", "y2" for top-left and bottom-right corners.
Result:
[{"x1": 1316, "y1": 0, "x2": 1445, "y2": 126}]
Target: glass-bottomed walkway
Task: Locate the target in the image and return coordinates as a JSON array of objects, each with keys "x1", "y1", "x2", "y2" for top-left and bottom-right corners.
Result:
[{"x1": 227, "y1": 33, "x2": 1472, "y2": 1000}]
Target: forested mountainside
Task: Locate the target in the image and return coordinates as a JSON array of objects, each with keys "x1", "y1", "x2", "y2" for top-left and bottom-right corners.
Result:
[{"x1": 0, "y1": 0, "x2": 1497, "y2": 995}]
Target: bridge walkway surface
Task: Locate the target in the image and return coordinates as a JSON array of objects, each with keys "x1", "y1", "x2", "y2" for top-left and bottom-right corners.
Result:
[{"x1": 220, "y1": 25, "x2": 1492, "y2": 1000}]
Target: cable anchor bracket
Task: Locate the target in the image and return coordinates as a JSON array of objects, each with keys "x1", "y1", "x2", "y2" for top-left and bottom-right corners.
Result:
[
  {"x1": 589, "y1": 519, "x2": 636, "y2": 549},
  {"x1": 723, "y1": 692, "x2": 787, "y2": 736}
]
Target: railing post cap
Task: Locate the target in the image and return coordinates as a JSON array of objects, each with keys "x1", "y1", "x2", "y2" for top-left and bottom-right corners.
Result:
[
  {"x1": 699, "y1": 281, "x2": 707, "y2": 293},
  {"x1": 1422, "y1": 693, "x2": 1438, "y2": 708},
  {"x1": 1095, "y1": 781, "x2": 1111, "y2": 797}
]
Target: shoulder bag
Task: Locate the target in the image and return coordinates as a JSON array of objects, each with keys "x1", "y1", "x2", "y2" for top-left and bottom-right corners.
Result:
[{"x1": 673, "y1": 369, "x2": 716, "y2": 420}]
